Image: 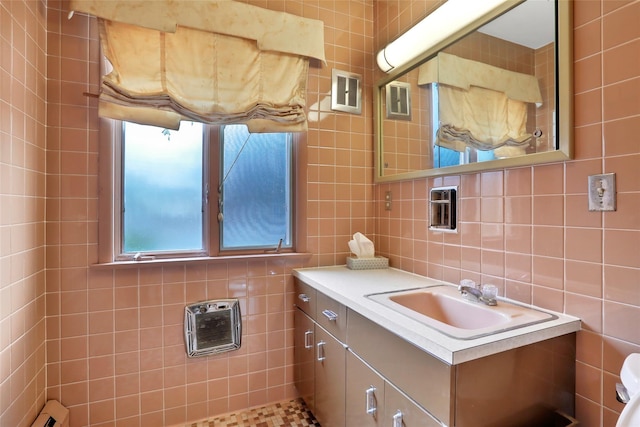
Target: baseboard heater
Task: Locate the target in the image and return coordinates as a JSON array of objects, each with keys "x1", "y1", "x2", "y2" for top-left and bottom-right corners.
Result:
[{"x1": 184, "y1": 299, "x2": 242, "y2": 358}]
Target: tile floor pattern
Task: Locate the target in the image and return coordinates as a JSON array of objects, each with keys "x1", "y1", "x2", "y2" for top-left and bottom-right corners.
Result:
[{"x1": 186, "y1": 399, "x2": 321, "y2": 427}]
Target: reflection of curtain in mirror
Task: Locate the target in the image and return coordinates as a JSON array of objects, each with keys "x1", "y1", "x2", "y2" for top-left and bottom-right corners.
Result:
[
  {"x1": 437, "y1": 85, "x2": 531, "y2": 156},
  {"x1": 418, "y1": 52, "x2": 542, "y2": 158}
]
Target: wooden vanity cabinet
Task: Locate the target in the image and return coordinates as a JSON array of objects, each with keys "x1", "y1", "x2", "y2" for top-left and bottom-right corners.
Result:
[
  {"x1": 294, "y1": 277, "x2": 576, "y2": 427},
  {"x1": 295, "y1": 279, "x2": 439, "y2": 427},
  {"x1": 348, "y1": 309, "x2": 576, "y2": 427},
  {"x1": 293, "y1": 280, "x2": 347, "y2": 427}
]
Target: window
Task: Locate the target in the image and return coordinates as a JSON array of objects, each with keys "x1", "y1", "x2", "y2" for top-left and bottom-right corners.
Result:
[
  {"x1": 121, "y1": 121, "x2": 206, "y2": 257},
  {"x1": 99, "y1": 120, "x2": 297, "y2": 262},
  {"x1": 219, "y1": 125, "x2": 293, "y2": 251}
]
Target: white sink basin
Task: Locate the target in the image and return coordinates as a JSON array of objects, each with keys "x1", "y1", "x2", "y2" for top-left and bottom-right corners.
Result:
[{"x1": 367, "y1": 285, "x2": 557, "y2": 340}]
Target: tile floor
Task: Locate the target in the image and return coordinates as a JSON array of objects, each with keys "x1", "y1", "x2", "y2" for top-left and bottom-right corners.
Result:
[{"x1": 186, "y1": 399, "x2": 320, "y2": 427}]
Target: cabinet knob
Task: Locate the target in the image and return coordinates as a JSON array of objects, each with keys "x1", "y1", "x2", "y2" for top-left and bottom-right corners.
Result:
[
  {"x1": 298, "y1": 293, "x2": 310, "y2": 303},
  {"x1": 392, "y1": 410, "x2": 403, "y2": 427}
]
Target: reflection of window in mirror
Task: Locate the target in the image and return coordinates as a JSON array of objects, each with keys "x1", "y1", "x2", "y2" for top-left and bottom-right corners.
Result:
[{"x1": 385, "y1": 81, "x2": 411, "y2": 120}]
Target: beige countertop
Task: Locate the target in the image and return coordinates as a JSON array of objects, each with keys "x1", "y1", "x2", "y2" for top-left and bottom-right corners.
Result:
[{"x1": 293, "y1": 265, "x2": 581, "y2": 365}]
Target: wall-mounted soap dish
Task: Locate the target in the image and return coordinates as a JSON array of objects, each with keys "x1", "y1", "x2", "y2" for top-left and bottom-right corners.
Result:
[{"x1": 429, "y1": 186, "x2": 457, "y2": 232}]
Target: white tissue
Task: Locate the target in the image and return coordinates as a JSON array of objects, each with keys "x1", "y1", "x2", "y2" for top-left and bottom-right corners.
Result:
[{"x1": 348, "y1": 232, "x2": 375, "y2": 258}]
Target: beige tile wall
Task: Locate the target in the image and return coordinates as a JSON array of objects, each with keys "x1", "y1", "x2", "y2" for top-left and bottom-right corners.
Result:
[
  {"x1": 43, "y1": 1, "x2": 374, "y2": 426},
  {"x1": 375, "y1": 1, "x2": 640, "y2": 427},
  {"x1": 0, "y1": 1, "x2": 48, "y2": 426}
]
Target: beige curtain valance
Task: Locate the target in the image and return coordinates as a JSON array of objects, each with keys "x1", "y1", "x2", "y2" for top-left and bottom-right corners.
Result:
[
  {"x1": 69, "y1": 0, "x2": 326, "y2": 61},
  {"x1": 69, "y1": 0, "x2": 326, "y2": 132},
  {"x1": 418, "y1": 52, "x2": 542, "y2": 105}
]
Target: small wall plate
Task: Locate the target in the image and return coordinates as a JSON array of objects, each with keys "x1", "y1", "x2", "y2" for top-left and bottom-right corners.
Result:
[{"x1": 588, "y1": 173, "x2": 616, "y2": 212}]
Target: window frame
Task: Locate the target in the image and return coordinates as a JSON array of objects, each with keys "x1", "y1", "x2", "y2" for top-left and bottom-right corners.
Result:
[{"x1": 98, "y1": 118, "x2": 305, "y2": 265}]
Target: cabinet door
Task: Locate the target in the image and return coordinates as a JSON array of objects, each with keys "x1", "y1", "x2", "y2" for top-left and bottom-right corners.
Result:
[
  {"x1": 346, "y1": 350, "x2": 385, "y2": 427},
  {"x1": 294, "y1": 309, "x2": 316, "y2": 411},
  {"x1": 315, "y1": 325, "x2": 346, "y2": 427},
  {"x1": 385, "y1": 382, "x2": 441, "y2": 427}
]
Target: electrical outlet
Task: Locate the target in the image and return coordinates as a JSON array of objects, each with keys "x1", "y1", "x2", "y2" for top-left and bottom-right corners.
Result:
[
  {"x1": 588, "y1": 173, "x2": 616, "y2": 211},
  {"x1": 384, "y1": 190, "x2": 392, "y2": 211}
]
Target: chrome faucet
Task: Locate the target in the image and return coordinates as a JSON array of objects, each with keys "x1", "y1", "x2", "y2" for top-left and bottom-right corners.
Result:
[{"x1": 458, "y1": 284, "x2": 497, "y2": 306}]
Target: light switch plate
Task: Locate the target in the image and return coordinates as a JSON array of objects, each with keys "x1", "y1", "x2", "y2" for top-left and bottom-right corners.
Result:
[
  {"x1": 384, "y1": 190, "x2": 392, "y2": 211},
  {"x1": 588, "y1": 173, "x2": 616, "y2": 211}
]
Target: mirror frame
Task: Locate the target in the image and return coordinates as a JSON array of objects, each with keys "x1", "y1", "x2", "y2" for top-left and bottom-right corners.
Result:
[{"x1": 374, "y1": 0, "x2": 573, "y2": 182}]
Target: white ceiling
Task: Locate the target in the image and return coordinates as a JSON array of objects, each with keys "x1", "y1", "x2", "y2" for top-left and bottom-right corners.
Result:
[{"x1": 478, "y1": 0, "x2": 555, "y2": 49}]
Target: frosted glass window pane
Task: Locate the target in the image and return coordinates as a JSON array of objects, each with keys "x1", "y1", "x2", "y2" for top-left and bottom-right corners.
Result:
[
  {"x1": 122, "y1": 121, "x2": 204, "y2": 253},
  {"x1": 221, "y1": 125, "x2": 292, "y2": 250}
]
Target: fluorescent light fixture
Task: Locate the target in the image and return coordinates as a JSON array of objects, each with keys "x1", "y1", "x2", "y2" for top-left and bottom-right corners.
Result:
[{"x1": 376, "y1": 0, "x2": 516, "y2": 72}]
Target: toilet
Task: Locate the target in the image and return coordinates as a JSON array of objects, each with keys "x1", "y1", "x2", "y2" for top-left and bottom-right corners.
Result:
[{"x1": 616, "y1": 353, "x2": 640, "y2": 426}]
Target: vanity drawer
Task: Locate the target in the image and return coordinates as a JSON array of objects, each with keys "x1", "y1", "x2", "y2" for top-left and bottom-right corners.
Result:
[
  {"x1": 316, "y1": 292, "x2": 347, "y2": 342},
  {"x1": 294, "y1": 278, "x2": 316, "y2": 318}
]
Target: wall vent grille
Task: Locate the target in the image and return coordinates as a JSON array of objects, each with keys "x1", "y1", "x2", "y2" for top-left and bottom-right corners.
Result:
[{"x1": 331, "y1": 69, "x2": 362, "y2": 114}]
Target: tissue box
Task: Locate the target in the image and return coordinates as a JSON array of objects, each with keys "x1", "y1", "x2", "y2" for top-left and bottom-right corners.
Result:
[
  {"x1": 31, "y1": 400, "x2": 69, "y2": 427},
  {"x1": 346, "y1": 256, "x2": 388, "y2": 270}
]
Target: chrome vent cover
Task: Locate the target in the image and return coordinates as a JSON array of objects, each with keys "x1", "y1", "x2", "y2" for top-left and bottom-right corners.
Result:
[{"x1": 184, "y1": 299, "x2": 241, "y2": 358}]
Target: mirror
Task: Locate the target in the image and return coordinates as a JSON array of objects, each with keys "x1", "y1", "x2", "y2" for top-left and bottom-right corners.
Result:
[{"x1": 375, "y1": 0, "x2": 573, "y2": 182}]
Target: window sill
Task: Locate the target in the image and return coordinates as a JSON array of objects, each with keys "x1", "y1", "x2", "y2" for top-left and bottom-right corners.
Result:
[{"x1": 91, "y1": 252, "x2": 312, "y2": 269}]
